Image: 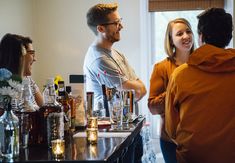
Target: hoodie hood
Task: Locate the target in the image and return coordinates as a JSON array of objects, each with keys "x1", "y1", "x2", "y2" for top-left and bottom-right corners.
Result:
[{"x1": 188, "y1": 44, "x2": 235, "y2": 73}]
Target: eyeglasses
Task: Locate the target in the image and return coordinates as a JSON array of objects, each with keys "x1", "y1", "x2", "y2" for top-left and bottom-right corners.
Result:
[
  {"x1": 100, "y1": 18, "x2": 123, "y2": 27},
  {"x1": 27, "y1": 50, "x2": 35, "y2": 56}
]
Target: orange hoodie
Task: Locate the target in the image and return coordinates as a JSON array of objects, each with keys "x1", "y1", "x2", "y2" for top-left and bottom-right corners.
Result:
[{"x1": 165, "y1": 44, "x2": 235, "y2": 163}]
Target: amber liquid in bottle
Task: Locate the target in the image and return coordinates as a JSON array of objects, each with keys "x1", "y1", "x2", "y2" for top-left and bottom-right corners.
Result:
[
  {"x1": 58, "y1": 81, "x2": 71, "y2": 136},
  {"x1": 39, "y1": 104, "x2": 64, "y2": 147},
  {"x1": 39, "y1": 78, "x2": 64, "y2": 148},
  {"x1": 66, "y1": 86, "x2": 76, "y2": 132}
]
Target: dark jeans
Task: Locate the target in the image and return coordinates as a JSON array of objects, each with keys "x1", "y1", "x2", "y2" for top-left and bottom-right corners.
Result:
[{"x1": 160, "y1": 138, "x2": 177, "y2": 163}]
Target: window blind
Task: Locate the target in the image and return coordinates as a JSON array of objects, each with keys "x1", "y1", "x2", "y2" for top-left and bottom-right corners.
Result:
[{"x1": 149, "y1": 0, "x2": 224, "y2": 12}]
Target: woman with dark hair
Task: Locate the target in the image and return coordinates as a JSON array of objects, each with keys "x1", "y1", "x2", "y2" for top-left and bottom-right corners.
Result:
[
  {"x1": 0, "y1": 33, "x2": 26, "y2": 114},
  {"x1": 0, "y1": 33, "x2": 43, "y2": 108},
  {"x1": 0, "y1": 33, "x2": 26, "y2": 76}
]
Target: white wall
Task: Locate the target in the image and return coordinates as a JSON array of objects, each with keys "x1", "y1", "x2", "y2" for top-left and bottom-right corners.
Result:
[
  {"x1": 0, "y1": 0, "x2": 33, "y2": 38},
  {"x1": 0, "y1": 0, "x2": 145, "y2": 113},
  {"x1": 0, "y1": 0, "x2": 141, "y2": 90},
  {"x1": 31, "y1": 0, "x2": 141, "y2": 90}
]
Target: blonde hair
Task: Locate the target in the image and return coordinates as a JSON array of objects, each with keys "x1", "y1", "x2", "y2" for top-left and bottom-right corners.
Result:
[{"x1": 164, "y1": 18, "x2": 194, "y2": 61}]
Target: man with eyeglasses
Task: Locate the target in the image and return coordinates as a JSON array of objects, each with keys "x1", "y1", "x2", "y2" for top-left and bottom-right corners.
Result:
[
  {"x1": 84, "y1": 3, "x2": 146, "y2": 113},
  {"x1": 22, "y1": 37, "x2": 43, "y2": 108}
]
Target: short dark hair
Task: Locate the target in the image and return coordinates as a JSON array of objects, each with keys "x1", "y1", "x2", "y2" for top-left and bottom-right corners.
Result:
[
  {"x1": 22, "y1": 37, "x2": 33, "y2": 50},
  {"x1": 86, "y1": 3, "x2": 118, "y2": 35},
  {"x1": 0, "y1": 33, "x2": 25, "y2": 75},
  {"x1": 197, "y1": 8, "x2": 233, "y2": 48}
]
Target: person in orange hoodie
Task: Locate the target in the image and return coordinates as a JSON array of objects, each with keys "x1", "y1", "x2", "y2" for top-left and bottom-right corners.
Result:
[
  {"x1": 165, "y1": 8, "x2": 235, "y2": 163},
  {"x1": 148, "y1": 18, "x2": 194, "y2": 163}
]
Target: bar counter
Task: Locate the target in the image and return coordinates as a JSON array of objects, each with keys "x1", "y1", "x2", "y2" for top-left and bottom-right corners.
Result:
[{"x1": 15, "y1": 117, "x2": 145, "y2": 163}]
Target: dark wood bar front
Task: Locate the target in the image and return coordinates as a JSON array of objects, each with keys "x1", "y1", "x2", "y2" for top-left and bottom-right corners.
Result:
[{"x1": 15, "y1": 117, "x2": 145, "y2": 163}]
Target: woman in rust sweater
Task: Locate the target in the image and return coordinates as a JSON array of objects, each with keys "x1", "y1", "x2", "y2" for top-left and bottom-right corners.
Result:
[{"x1": 148, "y1": 18, "x2": 194, "y2": 163}]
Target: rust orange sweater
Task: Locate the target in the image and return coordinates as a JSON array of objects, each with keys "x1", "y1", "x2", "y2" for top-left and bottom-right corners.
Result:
[
  {"x1": 148, "y1": 58, "x2": 177, "y2": 141},
  {"x1": 165, "y1": 44, "x2": 235, "y2": 163}
]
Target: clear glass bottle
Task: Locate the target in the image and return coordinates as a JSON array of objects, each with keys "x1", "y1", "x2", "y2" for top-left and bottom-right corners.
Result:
[
  {"x1": 0, "y1": 101, "x2": 19, "y2": 159},
  {"x1": 18, "y1": 77, "x2": 38, "y2": 148},
  {"x1": 40, "y1": 78, "x2": 64, "y2": 148}
]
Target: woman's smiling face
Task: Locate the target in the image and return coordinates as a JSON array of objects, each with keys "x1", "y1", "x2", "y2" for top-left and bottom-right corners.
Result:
[{"x1": 171, "y1": 22, "x2": 194, "y2": 53}]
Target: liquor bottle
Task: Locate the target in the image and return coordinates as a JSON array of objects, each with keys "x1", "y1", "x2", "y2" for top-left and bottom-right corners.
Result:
[
  {"x1": 69, "y1": 74, "x2": 87, "y2": 129},
  {"x1": 0, "y1": 102, "x2": 19, "y2": 159},
  {"x1": 39, "y1": 78, "x2": 64, "y2": 148},
  {"x1": 57, "y1": 81, "x2": 71, "y2": 135},
  {"x1": 65, "y1": 86, "x2": 76, "y2": 131},
  {"x1": 18, "y1": 77, "x2": 38, "y2": 148}
]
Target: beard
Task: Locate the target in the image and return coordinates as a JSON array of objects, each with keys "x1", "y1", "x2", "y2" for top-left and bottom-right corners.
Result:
[{"x1": 106, "y1": 31, "x2": 120, "y2": 43}]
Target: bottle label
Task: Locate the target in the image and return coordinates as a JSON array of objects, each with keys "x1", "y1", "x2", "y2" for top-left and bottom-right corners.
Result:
[{"x1": 47, "y1": 112, "x2": 64, "y2": 146}]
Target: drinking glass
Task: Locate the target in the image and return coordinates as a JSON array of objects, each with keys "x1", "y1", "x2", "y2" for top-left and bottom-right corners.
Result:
[
  {"x1": 51, "y1": 139, "x2": 65, "y2": 159},
  {"x1": 121, "y1": 90, "x2": 131, "y2": 124},
  {"x1": 109, "y1": 91, "x2": 123, "y2": 128}
]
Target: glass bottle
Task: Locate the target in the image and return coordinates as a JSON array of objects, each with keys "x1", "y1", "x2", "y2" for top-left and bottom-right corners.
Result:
[
  {"x1": 18, "y1": 77, "x2": 38, "y2": 148},
  {"x1": 66, "y1": 86, "x2": 76, "y2": 131},
  {"x1": 0, "y1": 101, "x2": 19, "y2": 159},
  {"x1": 57, "y1": 81, "x2": 71, "y2": 135},
  {"x1": 40, "y1": 78, "x2": 64, "y2": 148}
]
